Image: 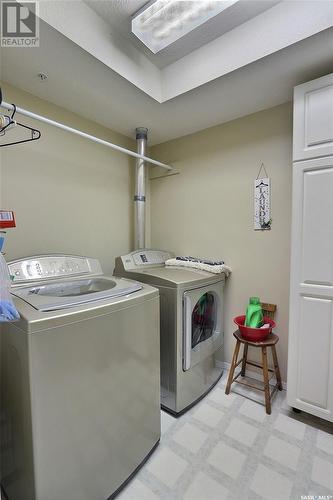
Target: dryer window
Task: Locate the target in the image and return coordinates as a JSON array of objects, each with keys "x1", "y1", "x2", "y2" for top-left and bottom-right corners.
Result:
[{"x1": 192, "y1": 292, "x2": 216, "y2": 348}]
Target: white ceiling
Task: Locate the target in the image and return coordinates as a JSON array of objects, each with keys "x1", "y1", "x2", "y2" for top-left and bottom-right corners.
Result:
[
  {"x1": 84, "y1": 0, "x2": 280, "y2": 69},
  {"x1": 1, "y1": 1, "x2": 333, "y2": 145},
  {"x1": 34, "y1": 0, "x2": 333, "y2": 103}
]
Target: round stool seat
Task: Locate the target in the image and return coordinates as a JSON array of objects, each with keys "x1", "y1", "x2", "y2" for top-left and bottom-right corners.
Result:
[{"x1": 233, "y1": 329, "x2": 279, "y2": 347}]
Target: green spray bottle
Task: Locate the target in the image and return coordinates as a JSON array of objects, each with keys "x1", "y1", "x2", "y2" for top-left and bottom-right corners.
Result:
[{"x1": 245, "y1": 297, "x2": 263, "y2": 328}]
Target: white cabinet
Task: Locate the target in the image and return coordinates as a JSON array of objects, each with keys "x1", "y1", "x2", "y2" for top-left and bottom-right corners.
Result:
[
  {"x1": 287, "y1": 145, "x2": 333, "y2": 421},
  {"x1": 293, "y1": 73, "x2": 333, "y2": 161},
  {"x1": 289, "y1": 73, "x2": 333, "y2": 421}
]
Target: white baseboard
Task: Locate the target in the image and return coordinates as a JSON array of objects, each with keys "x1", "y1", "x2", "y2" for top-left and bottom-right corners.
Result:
[{"x1": 216, "y1": 360, "x2": 287, "y2": 390}]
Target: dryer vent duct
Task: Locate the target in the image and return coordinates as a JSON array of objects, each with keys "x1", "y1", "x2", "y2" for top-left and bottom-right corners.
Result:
[{"x1": 134, "y1": 127, "x2": 148, "y2": 250}]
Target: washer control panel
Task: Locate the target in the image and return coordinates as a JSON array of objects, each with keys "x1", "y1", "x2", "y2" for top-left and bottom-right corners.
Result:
[
  {"x1": 9, "y1": 255, "x2": 103, "y2": 283},
  {"x1": 119, "y1": 249, "x2": 173, "y2": 271}
]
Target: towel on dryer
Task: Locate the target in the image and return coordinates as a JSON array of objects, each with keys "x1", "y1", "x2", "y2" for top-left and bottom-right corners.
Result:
[{"x1": 165, "y1": 257, "x2": 232, "y2": 276}]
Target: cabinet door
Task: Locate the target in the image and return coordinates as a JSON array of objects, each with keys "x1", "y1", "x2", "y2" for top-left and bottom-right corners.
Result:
[
  {"x1": 293, "y1": 73, "x2": 333, "y2": 161},
  {"x1": 287, "y1": 156, "x2": 333, "y2": 421}
]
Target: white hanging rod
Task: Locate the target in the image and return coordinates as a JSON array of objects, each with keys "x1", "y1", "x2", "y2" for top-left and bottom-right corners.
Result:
[{"x1": 0, "y1": 100, "x2": 174, "y2": 171}]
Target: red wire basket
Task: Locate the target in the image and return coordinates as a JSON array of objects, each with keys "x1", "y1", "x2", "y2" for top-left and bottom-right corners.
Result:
[{"x1": 233, "y1": 315, "x2": 276, "y2": 342}]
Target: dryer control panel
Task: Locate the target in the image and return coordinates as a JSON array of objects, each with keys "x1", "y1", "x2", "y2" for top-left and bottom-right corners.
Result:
[{"x1": 116, "y1": 249, "x2": 173, "y2": 271}]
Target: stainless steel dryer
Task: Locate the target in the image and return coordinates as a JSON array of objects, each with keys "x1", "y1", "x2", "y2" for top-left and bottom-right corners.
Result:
[
  {"x1": 0, "y1": 254, "x2": 160, "y2": 500},
  {"x1": 114, "y1": 249, "x2": 224, "y2": 415}
]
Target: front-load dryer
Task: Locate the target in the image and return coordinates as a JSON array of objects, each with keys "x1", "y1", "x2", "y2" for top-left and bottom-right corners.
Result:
[
  {"x1": 0, "y1": 254, "x2": 160, "y2": 500},
  {"x1": 114, "y1": 249, "x2": 225, "y2": 415}
]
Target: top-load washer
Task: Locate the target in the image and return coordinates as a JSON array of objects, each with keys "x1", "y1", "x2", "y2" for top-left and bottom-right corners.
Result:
[
  {"x1": 114, "y1": 249, "x2": 225, "y2": 415},
  {"x1": 0, "y1": 254, "x2": 160, "y2": 500}
]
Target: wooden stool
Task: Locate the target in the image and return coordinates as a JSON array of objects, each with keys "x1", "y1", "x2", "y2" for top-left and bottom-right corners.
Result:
[{"x1": 225, "y1": 303, "x2": 282, "y2": 414}]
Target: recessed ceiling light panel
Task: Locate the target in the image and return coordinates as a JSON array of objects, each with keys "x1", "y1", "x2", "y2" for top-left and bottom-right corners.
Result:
[{"x1": 132, "y1": 0, "x2": 239, "y2": 54}]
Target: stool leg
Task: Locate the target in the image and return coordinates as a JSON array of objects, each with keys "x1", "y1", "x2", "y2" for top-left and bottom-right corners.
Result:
[
  {"x1": 225, "y1": 340, "x2": 241, "y2": 395},
  {"x1": 241, "y1": 344, "x2": 248, "y2": 376},
  {"x1": 272, "y1": 345, "x2": 283, "y2": 391},
  {"x1": 262, "y1": 346, "x2": 271, "y2": 414}
]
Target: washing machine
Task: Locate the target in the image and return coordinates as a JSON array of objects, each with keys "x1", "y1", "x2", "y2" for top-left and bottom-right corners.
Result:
[
  {"x1": 0, "y1": 254, "x2": 160, "y2": 500},
  {"x1": 114, "y1": 249, "x2": 225, "y2": 415}
]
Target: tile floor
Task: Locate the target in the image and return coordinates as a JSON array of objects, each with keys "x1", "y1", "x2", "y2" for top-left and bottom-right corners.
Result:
[{"x1": 118, "y1": 372, "x2": 333, "y2": 500}]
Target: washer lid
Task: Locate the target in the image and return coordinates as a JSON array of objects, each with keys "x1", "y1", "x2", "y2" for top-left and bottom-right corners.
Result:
[{"x1": 12, "y1": 277, "x2": 142, "y2": 312}]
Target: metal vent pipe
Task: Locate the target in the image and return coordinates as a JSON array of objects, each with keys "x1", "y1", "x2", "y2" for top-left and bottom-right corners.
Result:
[{"x1": 134, "y1": 127, "x2": 148, "y2": 250}]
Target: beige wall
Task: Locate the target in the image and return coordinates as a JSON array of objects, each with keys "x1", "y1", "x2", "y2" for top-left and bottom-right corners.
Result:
[
  {"x1": 0, "y1": 84, "x2": 293, "y2": 380},
  {"x1": 0, "y1": 83, "x2": 136, "y2": 274},
  {"x1": 150, "y1": 103, "x2": 293, "y2": 381}
]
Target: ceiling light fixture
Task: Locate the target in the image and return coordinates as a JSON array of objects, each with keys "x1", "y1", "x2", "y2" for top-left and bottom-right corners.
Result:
[{"x1": 132, "y1": 0, "x2": 239, "y2": 54}]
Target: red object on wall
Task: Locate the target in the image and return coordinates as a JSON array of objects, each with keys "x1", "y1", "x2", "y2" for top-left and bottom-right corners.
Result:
[{"x1": 0, "y1": 210, "x2": 16, "y2": 228}]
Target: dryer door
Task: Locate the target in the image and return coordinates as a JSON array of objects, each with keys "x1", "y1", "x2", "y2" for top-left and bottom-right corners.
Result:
[{"x1": 183, "y1": 281, "x2": 223, "y2": 371}]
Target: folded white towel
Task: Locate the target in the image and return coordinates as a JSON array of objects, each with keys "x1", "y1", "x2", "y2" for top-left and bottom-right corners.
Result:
[{"x1": 165, "y1": 258, "x2": 232, "y2": 276}]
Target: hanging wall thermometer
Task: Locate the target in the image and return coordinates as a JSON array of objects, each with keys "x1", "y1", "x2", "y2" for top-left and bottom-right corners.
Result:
[{"x1": 254, "y1": 177, "x2": 271, "y2": 230}]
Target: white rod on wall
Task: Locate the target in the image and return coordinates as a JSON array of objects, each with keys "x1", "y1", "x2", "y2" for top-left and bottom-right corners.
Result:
[{"x1": 0, "y1": 100, "x2": 174, "y2": 171}]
